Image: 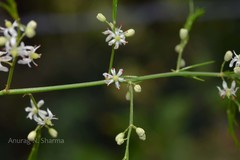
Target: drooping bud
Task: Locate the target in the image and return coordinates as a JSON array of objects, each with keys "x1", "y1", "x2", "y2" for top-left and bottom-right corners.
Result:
[
  {"x1": 115, "y1": 132, "x2": 125, "y2": 145},
  {"x1": 224, "y1": 50, "x2": 233, "y2": 62},
  {"x1": 27, "y1": 130, "x2": 37, "y2": 141},
  {"x1": 96, "y1": 13, "x2": 106, "y2": 22},
  {"x1": 134, "y1": 84, "x2": 141, "y2": 93},
  {"x1": 136, "y1": 127, "x2": 146, "y2": 141},
  {"x1": 125, "y1": 91, "x2": 130, "y2": 101},
  {"x1": 25, "y1": 20, "x2": 37, "y2": 38},
  {"x1": 125, "y1": 29, "x2": 135, "y2": 37},
  {"x1": 175, "y1": 44, "x2": 182, "y2": 53},
  {"x1": 179, "y1": 28, "x2": 188, "y2": 40},
  {"x1": 180, "y1": 58, "x2": 186, "y2": 68},
  {"x1": 48, "y1": 128, "x2": 58, "y2": 138},
  {"x1": 234, "y1": 67, "x2": 240, "y2": 74}
]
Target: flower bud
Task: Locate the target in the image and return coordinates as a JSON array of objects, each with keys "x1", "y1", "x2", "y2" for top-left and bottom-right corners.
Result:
[
  {"x1": 136, "y1": 127, "x2": 145, "y2": 137},
  {"x1": 134, "y1": 85, "x2": 141, "y2": 93},
  {"x1": 96, "y1": 13, "x2": 106, "y2": 22},
  {"x1": 5, "y1": 20, "x2": 12, "y2": 28},
  {"x1": 180, "y1": 58, "x2": 186, "y2": 68},
  {"x1": 234, "y1": 67, "x2": 240, "y2": 74},
  {"x1": 115, "y1": 132, "x2": 125, "y2": 145},
  {"x1": 26, "y1": 20, "x2": 37, "y2": 38},
  {"x1": 27, "y1": 130, "x2": 37, "y2": 141},
  {"x1": 25, "y1": 28, "x2": 36, "y2": 38},
  {"x1": 179, "y1": 28, "x2": 188, "y2": 40},
  {"x1": 175, "y1": 44, "x2": 182, "y2": 53},
  {"x1": 27, "y1": 20, "x2": 37, "y2": 29},
  {"x1": 224, "y1": 50, "x2": 233, "y2": 62},
  {"x1": 48, "y1": 128, "x2": 58, "y2": 138},
  {"x1": 125, "y1": 29, "x2": 135, "y2": 37},
  {"x1": 136, "y1": 127, "x2": 146, "y2": 141},
  {"x1": 0, "y1": 36, "x2": 6, "y2": 46},
  {"x1": 10, "y1": 48, "x2": 18, "y2": 57},
  {"x1": 125, "y1": 91, "x2": 130, "y2": 101}
]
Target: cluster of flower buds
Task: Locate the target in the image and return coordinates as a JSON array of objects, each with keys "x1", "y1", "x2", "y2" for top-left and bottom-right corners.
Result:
[
  {"x1": 25, "y1": 99, "x2": 58, "y2": 141},
  {"x1": 96, "y1": 13, "x2": 135, "y2": 49},
  {"x1": 126, "y1": 84, "x2": 142, "y2": 101},
  {"x1": 115, "y1": 126, "x2": 146, "y2": 145},
  {"x1": 0, "y1": 20, "x2": 41, "y2": 72}
]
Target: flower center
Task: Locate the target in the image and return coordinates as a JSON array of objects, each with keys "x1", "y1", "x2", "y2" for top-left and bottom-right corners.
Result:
[
  {"x1": 113, "y1": 75, "x2": 119, "y2": 82},
  {"x1": 115, "y1": 36, "x2": 121, "y2": 41},
  {"x1": 226, "y1": 89, "x2": 232, "y2": 98}
]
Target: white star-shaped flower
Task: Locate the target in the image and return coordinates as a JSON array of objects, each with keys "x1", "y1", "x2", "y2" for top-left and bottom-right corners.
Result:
[
  {"x1": 217, "y1": 80, "x2": 238, "y2": 99},
  {"x1": 103, "y1": 27, "x2": 127, "y2": 49},
  {"x1": 35, "y1": 108, "x2": 58, "y2": 126},
  {"x1": 17, "y1": 43, "x2": 41, "y2": 67},
  {"x1": 25, "y1": 100, "x2": 47, "y2": 120},
  {"x1": 103, "y1": 68, "x2": 125, "y2": 89}
]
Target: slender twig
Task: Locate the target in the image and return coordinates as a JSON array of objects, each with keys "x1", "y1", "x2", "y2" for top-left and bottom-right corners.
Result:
[
  {"x1": 0, "y1": 71, "x2": 224, "y2": 96},
  {"x1": 123, "y1": 84, "x2": 134, "y2": 160}
]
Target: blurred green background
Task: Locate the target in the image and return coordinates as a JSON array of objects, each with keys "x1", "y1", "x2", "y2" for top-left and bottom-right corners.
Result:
[{"x1": 1, "y1": 0, "x2": 240, "y2": 159}]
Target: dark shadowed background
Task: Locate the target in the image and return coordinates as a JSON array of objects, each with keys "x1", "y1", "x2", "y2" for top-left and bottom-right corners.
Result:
[{"x1": 1, "y1": 0, "x2": 240, "y2": 159}]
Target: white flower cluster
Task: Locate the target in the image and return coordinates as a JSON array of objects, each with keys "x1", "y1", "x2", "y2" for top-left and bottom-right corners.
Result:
[
  {"x1": 25, "y1": 99, "x2": 58, "y2": 126},
  {"x1": 0, "y1": 20, "x2": 41, "y2": 72},
  {"x1": 96, "y1": 13, "x2": 135, "y2": 49},
  {"x1": 25, "y1": 99, "x2": 58, "y2": 141}
]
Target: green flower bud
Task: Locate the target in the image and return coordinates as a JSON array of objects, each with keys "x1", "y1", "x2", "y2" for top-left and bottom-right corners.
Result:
[
  {"x1": 25, "y1": 28, "x2": 36, "y2": 38},
  {"x1": 125, "y1": 29, "x2": 135, "y2": 37},
  {"x1": 10, "y1": 48, "x2": 18, "y2": 57},
  {"x1": 125, "y1": 91, "x2": 130, "y2": 101},
  {"x1": 224, "y1": 50, "x2": 233, "y2": 62},
  {"x1": 179, "y1": 28, "x2": 188, "y2": 40},
  {"x1": 5, "y1": 20, "x2": 12, "y2": 28},
  {"x1": 175, "y1": 44, "x2": 182, "y2": 53},
  {"x1": 48, "y1": 128, "x2": 58, "y2": 138},
  {"x1": 180, "y1": 58, "x2": 186, "y2": 68},
  {"x1": 234, "y1": 67, "x2": 240, "y2": 74},
  {"x1": 27, "y1": 20, "x2": 37, "y2": 29},
  {"x1": 96, "y1": 13, "x2": 106, "y2": 22},
  {"x1": 27, "y1": 130, "x2": 37, "y2": 141},
  {"x1": 0, "y1": 36, "x2": 7, "y2": 46},
  {"x1": 26, "y1": 20, "x2": 37, "y2": 38}
]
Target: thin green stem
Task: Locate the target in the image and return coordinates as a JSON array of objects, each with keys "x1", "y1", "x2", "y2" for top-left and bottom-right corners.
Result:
[
  {"x1": 123, "y1": 84, "x2": 134, "y2": 160},
  {"x1": 108, "y1": 47, "x2": 115, "y2": 73},
  {"x1": 0, "y1": 71, "x2": 226, "y2": 96},
  {"x1": 0, "y1": 80, "x2": 105, "y2": 96},
  {"x1": 108, "y1": 0, "x2": 118, "y2": 72},
  {"x1": 4, "y1": 57, "x2": 17, "y2": 91},
  {"x1": 112, "y1": 0, "x2": 118, "y2": 28}
]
